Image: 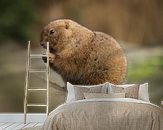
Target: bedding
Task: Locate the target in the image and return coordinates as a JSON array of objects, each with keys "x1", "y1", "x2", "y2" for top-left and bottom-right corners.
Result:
[
  {"x1": 109, "y1": 84, "x2": 139, "y2": 99},
  {"x1": 84, "y1": 92, "x2": 125, "y2": 99},
  {"x1": 66, "y1": 82, "x2": 108, "y2": 103},
  {"x1": 139, "y1": 83, "x2": 149, "y2": 102},
  {"x1": 74, "y1": 85, "x2": 104, "y2": 100},
  {"x1": 108, "y1": 82, "x2": 150, "y2": 102},
  {"x1": 42, "y1": 98, "x2": 163, "y2": 130}
]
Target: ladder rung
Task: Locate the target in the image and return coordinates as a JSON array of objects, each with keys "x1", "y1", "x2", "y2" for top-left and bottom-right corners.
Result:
[
  {"x1": 30, "y1": 54, "x2": 47, "y2": 58},
  {"x1": 28, "y1": 88, "x2": 47, "y2": 91},
  {"x1": 27, "y1": 104, "x2": 47, "y2": 107},
  {"x1": 29, "y1": 69, "x2": 47, "y2": 73}
]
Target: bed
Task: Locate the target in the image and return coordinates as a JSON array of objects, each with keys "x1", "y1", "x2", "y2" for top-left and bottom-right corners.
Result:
[{"x1": 42, "y1": 82, "x2": 163, "y2": 130}]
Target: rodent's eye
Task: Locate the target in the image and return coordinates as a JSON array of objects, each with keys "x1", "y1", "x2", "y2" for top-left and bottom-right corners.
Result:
[{"x1": 49, "y1": 30, "x2": 55, "y2": 35}]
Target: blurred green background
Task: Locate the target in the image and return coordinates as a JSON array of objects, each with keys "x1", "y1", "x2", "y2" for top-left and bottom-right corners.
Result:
[{"x1": 0, "y1": 0, "x2": 162, "y2": 112}]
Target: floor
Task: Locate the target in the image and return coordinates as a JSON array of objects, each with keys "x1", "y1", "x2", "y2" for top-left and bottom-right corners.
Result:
[
  {"x1": 0, "y1": 122, "x2": 43, "y2": 130},
  {"x1": 0, "y1": 113, "x2": 46, "y2": 130}
]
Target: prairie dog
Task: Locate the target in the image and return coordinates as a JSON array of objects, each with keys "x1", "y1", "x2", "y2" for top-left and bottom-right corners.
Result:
[{"x1": 40, "y1": 19, "x2": 127, "y2": 85}]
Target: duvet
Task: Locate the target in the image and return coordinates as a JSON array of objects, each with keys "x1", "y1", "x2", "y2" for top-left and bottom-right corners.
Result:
[{"x1": 43, "y1": 98, "x2": 163, "y2": 130}]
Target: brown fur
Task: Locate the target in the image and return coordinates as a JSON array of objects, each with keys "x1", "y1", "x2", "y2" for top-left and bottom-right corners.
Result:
[{"x1": 40, "y1": 19, "x2": 127, "y2": 85}]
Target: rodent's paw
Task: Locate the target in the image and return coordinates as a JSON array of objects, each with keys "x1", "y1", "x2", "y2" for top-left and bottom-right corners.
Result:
[
  {"x1": 42, "y1": 55, "x2": 47, "y2": 63},
  {"x1": 42, "y1": 53, "x2": 55, "y2": 63}
]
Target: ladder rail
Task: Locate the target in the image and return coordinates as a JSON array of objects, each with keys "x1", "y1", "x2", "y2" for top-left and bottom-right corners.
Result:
[
  {"x1": 24, "y1": 41, "x2": 31, "y2": 124},
  {"x1": 46, "y1": 42, "x2": 50, "y2": 116}
]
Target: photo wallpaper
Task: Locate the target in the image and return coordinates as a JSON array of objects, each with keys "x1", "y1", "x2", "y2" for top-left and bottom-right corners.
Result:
[{"x1": 0, "y1": 0, "x2": 162, "y2": 113}]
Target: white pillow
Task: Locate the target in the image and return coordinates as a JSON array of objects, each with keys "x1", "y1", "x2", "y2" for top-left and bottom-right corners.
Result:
[
  {"x1": 66, "y1": 82, "x2": 76, "y2": 103},
  {"x1": 66, "y1": 82, "x2": 108, "y2": 103},
  {"x1": 107, "y1": 82, "x2": 150, "y2": 102},
  {"x1": 138, "y1": 83, "x2": 149, "y2": 102}
]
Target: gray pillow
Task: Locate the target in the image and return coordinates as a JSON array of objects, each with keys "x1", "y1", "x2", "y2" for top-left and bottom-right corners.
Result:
[
  {"x1": 109, "y1": 84, "x2": 140, "y2": 99},
  {"x1": 73, "y1": 84, "x2": 108, "y2": 100},
  {"x1": 84, "y1": 92, "x2": 125, "y2": 99}
]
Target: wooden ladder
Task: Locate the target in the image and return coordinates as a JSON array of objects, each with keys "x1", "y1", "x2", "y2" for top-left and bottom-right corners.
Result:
[{"x1": 24, "y1": 41, "x2": 50, "y2": 124}]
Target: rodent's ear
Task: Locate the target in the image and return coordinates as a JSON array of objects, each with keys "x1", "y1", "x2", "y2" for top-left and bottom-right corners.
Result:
[{"x1": 65, "y1": 22, "x2": 70, "y2": 29}]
